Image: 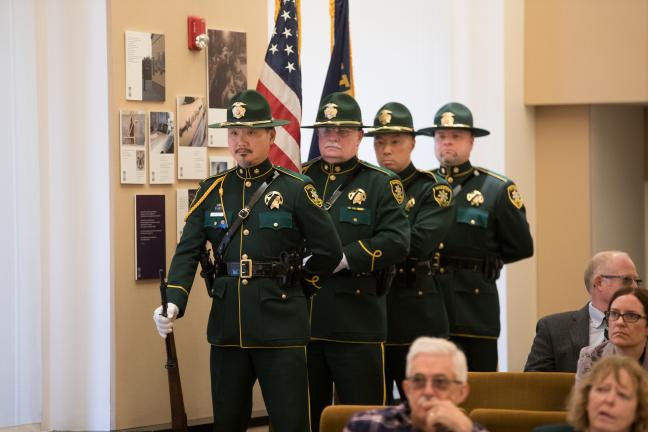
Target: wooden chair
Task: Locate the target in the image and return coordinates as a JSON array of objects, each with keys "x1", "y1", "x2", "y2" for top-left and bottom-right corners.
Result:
[
  {"x1": 319, "y1": 404, "x2": 383, "y2": 432},
  {"x1": 460, "y1": 372, "x2": 575, "y2": 413},
  {"x1": 469, "y1": 408, "x2": 568, "y2": 432}
]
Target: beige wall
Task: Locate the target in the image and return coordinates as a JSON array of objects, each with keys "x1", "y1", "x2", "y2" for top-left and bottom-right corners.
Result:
[
  {"x1": 107, "y1": 0, "x2": 267, "y2": 428},
  {"x1": 527, "y1": 1, "x2": 648, "y2": 323},
  {"x1": 525, "y1": 0, "x2": 648, "y2": 105},
  {"x1": 535, "y1": 106, "x2": 593, "y2": 316},
  {"x1": 590, "y1": 106, "x2": 645, "y2": 276}
]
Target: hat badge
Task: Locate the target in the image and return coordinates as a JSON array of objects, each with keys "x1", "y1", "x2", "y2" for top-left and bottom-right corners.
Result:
[
  {"x1": 323, "y1": 103, "x2": 339, "y2": 120},
  {"x1": 440, "y1": 111, "x2": 455, "y2": 127},
  {"x1": 232, "y1": 102, "x2": 247, "y2": 119},
  {"x1": 378, "y1": 109, "x2": 392, "y2": 125}
]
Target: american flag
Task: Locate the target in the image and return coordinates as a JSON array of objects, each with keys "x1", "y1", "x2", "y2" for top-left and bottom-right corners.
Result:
[{"x1": 257, "y1": 0, "x2": 302, "y2": 172}]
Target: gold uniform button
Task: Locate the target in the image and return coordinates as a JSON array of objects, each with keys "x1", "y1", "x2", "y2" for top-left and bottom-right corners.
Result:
[
  {"x1": 352, "y1": 217, "x2": 358, "y2": 222},
  {"x1": 470, "y1": 219, "x2": 476, "y2": 225},
  {"x1": 474, "y1": 288, "x2": 480, "y2": 294},
  {"x1": 447, "y1": 177, "x2": 454, "y2": 183},
  {"x1": 453, "y1": 167, "x2": 459, "y2": 174},
  {"x1": 329, "y1": 175, "x2": 336, "y2": 181},
  {"x1": 438, "y1": 242, "x2": 444, "y2": 250},
  {"x1": 324, "y1": 164, "x2": 329, "y2": 170},
  {"x1": 440, "y1": 267, "x2": 445, "y2": 274},
  {"x1": 241, "y1": 279, "x2": 249, "y2": 285},
  {"x1": 254, "y1": 168, "x2": 260, "y2": 174},
  {"x1": 398, "y1": 268, "x2": 405, "y2": 274},
  {"x1": 355, "y1": 289, "x2": 361, "y2": 295},
  {"x1": 243, "y1": 229, "x2": 250, "y2": 235},
  {"x1": 418, "y1": 291, "x2": 423, "y2": 296},
  {"x1": 410, "y1": 267, "x2": 416, "y2": 273},
  {"x1": 273, "y1": 222, "x2": 279, "y2": 227},
  {"x1": 281, "y1": 293, "x2": 287, "y2": 299},
  {"x1": 245, "y1": 181, "x2": 252, "y2": 187},
  {"x1": 242, "y1": 254, "x2": 248, "y2": 259},
  {"x1": 334, "y1": 166, "x2": 341, "y2": 172},
  {"x1": 238, "y1": 169, "x2": 243, "y2": 174}
]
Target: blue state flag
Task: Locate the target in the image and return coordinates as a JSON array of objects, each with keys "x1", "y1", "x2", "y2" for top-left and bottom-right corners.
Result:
[{"x1": 308, "y1": 0, "x2": 355, "y2": 160}]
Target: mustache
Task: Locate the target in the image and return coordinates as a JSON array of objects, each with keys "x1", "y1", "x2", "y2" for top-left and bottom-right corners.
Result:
[{"x1": 234, "y1": 147, "x2": 252, "y2": 154}]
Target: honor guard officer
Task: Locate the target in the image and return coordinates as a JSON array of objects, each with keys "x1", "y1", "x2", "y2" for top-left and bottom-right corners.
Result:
[
  {"x1": 368, "y1": 102, "x2": 455, "y2": 403},
  {"x1": 418, "y1": 102, "x2": 533, "y2": 372},
  {"x1": 302, "y1": 92, "x2": 410, "y2": 431},
  {"x1": 153, "y1": 90, "x2": 342, "y2": 432}
]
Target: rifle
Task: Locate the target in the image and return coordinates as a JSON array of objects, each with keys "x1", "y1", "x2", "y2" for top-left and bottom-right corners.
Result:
[{"x1": 159, "y1": 269, "x2": 188, "y2": 432}]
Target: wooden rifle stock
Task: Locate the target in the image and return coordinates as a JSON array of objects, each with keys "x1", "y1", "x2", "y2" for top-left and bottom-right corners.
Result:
[{"x1": 159, "y1": 270, "x2": 188, "y2": 432}]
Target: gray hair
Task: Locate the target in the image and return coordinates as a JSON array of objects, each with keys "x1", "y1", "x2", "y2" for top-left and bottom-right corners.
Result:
[
  {"x1": 406, "y1": 337, "x2": 468, "y2": 383},
  {"x1": 583, "y1": 251, "x2": 630, "y2": 292}
]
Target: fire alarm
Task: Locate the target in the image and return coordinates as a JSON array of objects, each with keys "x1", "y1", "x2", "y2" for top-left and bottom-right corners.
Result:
[{"x1": 187, "y1": 16, "x2": 208, "y2": 50}]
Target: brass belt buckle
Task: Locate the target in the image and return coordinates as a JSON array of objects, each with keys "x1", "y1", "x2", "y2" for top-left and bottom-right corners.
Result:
[{"x1": 240, "y1": 258, "x2": 253, "y2": 279}]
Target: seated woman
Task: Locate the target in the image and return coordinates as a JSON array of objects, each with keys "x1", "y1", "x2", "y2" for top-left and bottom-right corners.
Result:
[
  {"x1": 535, "y1": 355, "x2": 648, "y2": 432},
  {"x1": 576, "y1": 287, "x2": 648, "y2": 380}
]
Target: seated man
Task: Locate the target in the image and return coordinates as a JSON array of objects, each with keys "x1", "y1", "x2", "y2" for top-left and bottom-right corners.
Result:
[
  {"x1": 344, "y1": 337, "x2": 487, "y2": 432},
  {"x1": 524, "y1": 250, "x2": 639, "y2": 372}
]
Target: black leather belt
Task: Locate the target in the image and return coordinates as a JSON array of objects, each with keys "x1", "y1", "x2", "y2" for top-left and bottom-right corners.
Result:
[
  {"x1": 438, "y1": 255, "x2": 485, "y2": 272},
  {"x1": 219, "y1": 259, "x2": 289, "y2": 278},
  {"x1": 397, "y1": 258, "x2": 438, "y2": 276}
]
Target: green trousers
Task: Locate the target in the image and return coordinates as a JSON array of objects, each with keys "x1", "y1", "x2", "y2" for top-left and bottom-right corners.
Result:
[
  {"x1": 307, "y1": 341, "x2": 385, "y2": 432},
  {"x1": 210, "y1": 345, "x2": 310, "y2": 432}
]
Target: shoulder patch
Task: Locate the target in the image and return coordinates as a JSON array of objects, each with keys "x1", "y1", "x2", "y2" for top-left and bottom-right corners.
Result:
[
  {"x1": 389, "y1": 179, "x2": 405, "y2": 204},
  {"x1": 432, "y1": 184, "x2": 453, "y2": 207},
  {"x1": 359, "y1": 159, "x2": 393, "y2": 176},
  {"x1": 275, "y1": 165, "x2": 308, "y2": 182},
  {"x1": 304, "y1": 184, "x2": 323, "y2": 207},
  {"x1": 475, "y1": 167, "x2": 509, "y2": 183},
  {"x1": 507, "y1": 184, "x2": 524, "y2": 209}
]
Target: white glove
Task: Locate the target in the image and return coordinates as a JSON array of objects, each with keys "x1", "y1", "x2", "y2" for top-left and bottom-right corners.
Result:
[
  {"x1": 153, "y1": 303, "x2": 179, "y2": 338},
  {"x1": 333, "y1": 253, "x2": 349, "y2": 273}
]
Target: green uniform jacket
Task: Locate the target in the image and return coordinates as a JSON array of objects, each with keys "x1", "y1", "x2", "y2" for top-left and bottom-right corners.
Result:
[
  {"x1": 387, "y1": 163, "x2": 456, "y2": 344},
  {"x1": 433, "y1": 161, "x2": 533, "y2": 338},
  {"x1": 166, "y1": 159, "x2": 343, "y2": 347},
  {"x1": 302, "y1": 156, "x2": 410, "y2": 342}
]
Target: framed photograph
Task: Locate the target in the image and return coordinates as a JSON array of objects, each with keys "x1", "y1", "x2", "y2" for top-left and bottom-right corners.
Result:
[
  {"x1": 125, "y1": 31, "x2": 166, "y2": 101},
  {"x1": 207, "y1": 29, "x2": 247, "y2": 109}
]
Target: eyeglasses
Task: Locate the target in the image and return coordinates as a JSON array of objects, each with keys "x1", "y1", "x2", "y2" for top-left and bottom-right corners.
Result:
[
  {"x1": 600, "y1": 274, "x2": 643, "y2": 287},
  {"x1": 605, "y1": 310, "x2": 648, "y2": 324},
  {"x1": 406, "y1": 374, "x2": 462, "y2": 391},
  {"x1": 319, "y1": 127, "x2": 357, "y2": 138}
]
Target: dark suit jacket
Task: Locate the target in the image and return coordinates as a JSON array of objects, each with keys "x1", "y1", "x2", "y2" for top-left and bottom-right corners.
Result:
[
  {"x1": 524, "y1": 304, "x2": 590, "y2": 372},
  {"x1": 533, "y1": 425, "x2": 575, "y2": 432}
]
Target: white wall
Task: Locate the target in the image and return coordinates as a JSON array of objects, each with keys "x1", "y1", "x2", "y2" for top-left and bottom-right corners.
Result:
[
  {"x1": 296, "y1": 0, "x2": 512, "y2": 368},
  {"x1": 1, "y1": 0, "x2": 112, "y2": 430},
  {"x1": 0, "y1": 0, "x2": 42, "y2": 427}
]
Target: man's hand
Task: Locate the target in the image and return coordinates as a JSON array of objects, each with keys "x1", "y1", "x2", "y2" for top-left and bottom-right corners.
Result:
[
  {"x1": 423, "y1": 399, "x2": 473, "y2": 432},
  {"x1": 152, "y1": 303, "x2": 179, "y2": 338}
]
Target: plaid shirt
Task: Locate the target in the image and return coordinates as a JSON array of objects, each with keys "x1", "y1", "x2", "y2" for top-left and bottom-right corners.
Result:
[{"x1": 343, "y1": 402, "x2": 489, "y2": 432}]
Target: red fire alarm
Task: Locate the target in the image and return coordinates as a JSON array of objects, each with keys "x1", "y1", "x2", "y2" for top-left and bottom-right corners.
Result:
[{"x1": 187, "y1": 16, "x2": 207, "y2": 50}]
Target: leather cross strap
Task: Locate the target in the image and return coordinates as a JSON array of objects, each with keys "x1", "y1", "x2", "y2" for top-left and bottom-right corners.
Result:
[
  {"x1": 322, "y1": 165, "x2": 362, "y2": 211},
  {"x1": 215, "y1": 170, "x2": 280, "y2": 258}
]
